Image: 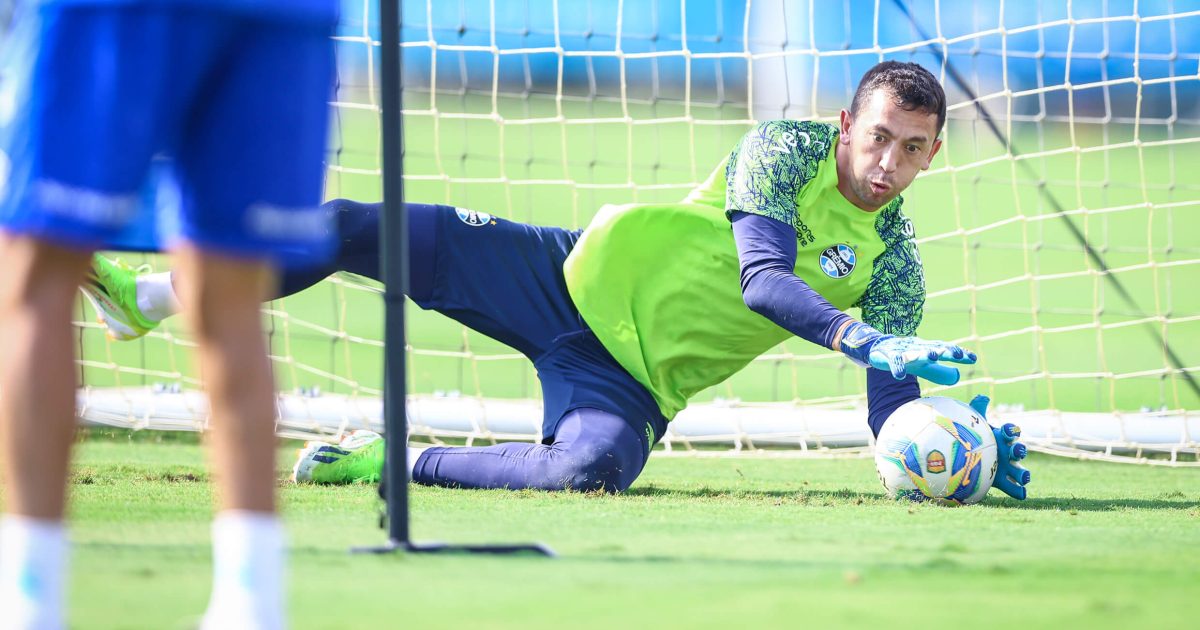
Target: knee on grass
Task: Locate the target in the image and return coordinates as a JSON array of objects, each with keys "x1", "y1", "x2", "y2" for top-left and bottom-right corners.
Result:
[{"x1": 551, "y1": 447, "x2": 638, "y2": 493}]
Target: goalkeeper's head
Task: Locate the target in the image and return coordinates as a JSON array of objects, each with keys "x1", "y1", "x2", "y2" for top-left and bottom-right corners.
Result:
[{"x1": 836, "y1": 61, "x2": 947, "y2": 211}]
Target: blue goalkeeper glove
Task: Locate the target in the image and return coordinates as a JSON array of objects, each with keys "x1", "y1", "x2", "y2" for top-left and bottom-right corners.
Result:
[
  {"x1": 838, "y1": 322, "x2": 977, "y2": 386},
  {"x1": 969, "y1": 395, "x2": 1030, "y2": 500}
]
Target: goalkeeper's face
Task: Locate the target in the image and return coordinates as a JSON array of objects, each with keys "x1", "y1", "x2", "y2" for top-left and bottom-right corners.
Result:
[{"x1": 837, "y1": 88, "x2": 943, "y2": 211}]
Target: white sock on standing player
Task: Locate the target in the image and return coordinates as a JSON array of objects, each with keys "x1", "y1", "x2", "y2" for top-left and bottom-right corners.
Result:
[
  {"x1": 0, "y1": 515, "x2": 68, "y2": 630},
  {"x1": 135, "y1": 272, "x2": 182, "y2": 322},
  {"x1": 200, "y1": 511, "x2": 285, "y2": 630}
]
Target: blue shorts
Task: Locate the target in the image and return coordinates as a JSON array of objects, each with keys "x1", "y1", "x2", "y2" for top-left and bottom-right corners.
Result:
[
  {"x1": 0, "y1": 3, "x2": 334, "y2": 266},
  {"x1": 412, "y1": 204, "x2": 668, "y2": 456}
]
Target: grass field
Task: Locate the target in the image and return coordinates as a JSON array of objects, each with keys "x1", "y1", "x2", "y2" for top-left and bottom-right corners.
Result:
[
  {"x1": 30, "y1": 432, "x2": 1196, "y2": 629},
  {"x1": 3, "y1": 5, "x2": 1190, "y2": 629}
]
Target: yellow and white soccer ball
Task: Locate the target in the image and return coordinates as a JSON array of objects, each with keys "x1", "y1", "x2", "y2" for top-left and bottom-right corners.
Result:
[{"x1": 874, "y1": 397, "x2": 998, "y2": 505}]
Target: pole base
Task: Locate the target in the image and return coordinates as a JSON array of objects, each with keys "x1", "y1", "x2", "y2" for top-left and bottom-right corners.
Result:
[{"x1": 350, "y1": 540, "x2": 556, "y2": 557}]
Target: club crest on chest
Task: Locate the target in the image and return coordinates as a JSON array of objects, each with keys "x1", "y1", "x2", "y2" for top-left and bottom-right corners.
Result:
[{"x1": 819, "y1": 243, "x2": 856, "y2": 279}]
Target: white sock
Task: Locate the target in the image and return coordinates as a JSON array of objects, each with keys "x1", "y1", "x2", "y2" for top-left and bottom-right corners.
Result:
[
  {"x1": 135, "y1": 272, "x2": 182, "y2": 322},
  {"x1": 407, "y1": 447, "x2": 427, "y2": 479},
  {"x1": 201, "y1": 511, "x2": 285, "y2": 630},
  {"x1": 0, "y1": 515, "x2": 68, "y2": 630}
]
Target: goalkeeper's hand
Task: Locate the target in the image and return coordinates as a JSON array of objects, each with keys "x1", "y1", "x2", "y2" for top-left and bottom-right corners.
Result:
[
  {"x1": 837, "y1": 321, "x2": 977, "y2": 386},
  {"x1": 969, "y1": 395, "x2": 1031, "y2": 501}
]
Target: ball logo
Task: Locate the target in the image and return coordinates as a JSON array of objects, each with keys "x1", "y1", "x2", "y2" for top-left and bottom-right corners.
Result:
[
  {"x1": 819, "y1": 243, "x2": 856, "y2": 279},
  {"x1": 455, "y1": 207, "x2": 494, "y2": 227},
  {"x1": 926, "y1": 450, "x2": 946, "y2": 473}
]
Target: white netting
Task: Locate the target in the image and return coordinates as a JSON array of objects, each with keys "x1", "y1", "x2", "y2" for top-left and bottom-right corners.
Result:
[{"x1": 74, "y1": 1, "x2": 1200, "y2": 464}]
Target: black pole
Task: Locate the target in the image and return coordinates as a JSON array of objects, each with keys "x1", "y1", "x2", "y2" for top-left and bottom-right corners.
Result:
[
  {"x1": 378, "y1": 0, "x2": 409, "y2": 548},
  {"x1": 353, "y1": 0, "x2": 552, "y2": 557},
  {"x1": 891, "y1": 0, "x2": 1200, "y2": 401}
]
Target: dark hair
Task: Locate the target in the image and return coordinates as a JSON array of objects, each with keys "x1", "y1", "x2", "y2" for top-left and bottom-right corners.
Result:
[{"x1": 850, "y1": 61, "x2": 947, "y2": 136}]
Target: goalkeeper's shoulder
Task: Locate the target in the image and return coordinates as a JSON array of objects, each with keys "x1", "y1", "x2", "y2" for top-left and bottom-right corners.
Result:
[
  {"x1": 857, "y1": 198, "x2": 925, "y2": 337},
  {"x1": 874, "y1": 196, "x2": 917, "y2": 245},
  {"x1": 734, "y1": 119, "x2": 838, "y2": 162},
  {"x1": 868, "y1": 198, "x2": 925, "y2": 290}
]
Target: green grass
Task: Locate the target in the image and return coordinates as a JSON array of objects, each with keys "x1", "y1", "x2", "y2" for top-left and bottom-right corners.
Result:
[{"x1": 31, "y1": 434, "x2": 1194, "y2": 629}]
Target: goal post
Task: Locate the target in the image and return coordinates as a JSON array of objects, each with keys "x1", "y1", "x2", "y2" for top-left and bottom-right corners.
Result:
[{"x1": 74, "y1": 0, "x2": 1200, "y2": 464}]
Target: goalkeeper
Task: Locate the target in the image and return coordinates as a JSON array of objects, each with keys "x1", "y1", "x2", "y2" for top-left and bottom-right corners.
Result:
[{"x1": 83, "y1": 61, "x2": 1027, "y2": 498}]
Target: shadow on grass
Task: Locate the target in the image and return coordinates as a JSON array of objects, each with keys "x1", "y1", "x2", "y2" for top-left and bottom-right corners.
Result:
[
  {"x1": 626, "y1": 484, "x2": 1199, "y2": 512},
  {"x1": 984, "y1": 495, "x2": 1199, "y2": 512},
  {"x1": 625, "y1": 484, "x2": 813, "y2": 500}
]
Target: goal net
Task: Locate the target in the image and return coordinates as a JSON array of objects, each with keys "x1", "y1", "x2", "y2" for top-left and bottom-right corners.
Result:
[{"x1": 74, "y1": 0, "x2": 1200, "y2": 464}]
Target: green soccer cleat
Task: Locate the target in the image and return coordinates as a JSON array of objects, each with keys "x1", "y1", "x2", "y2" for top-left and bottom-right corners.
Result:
[
  {"x1": 292, "y1": 430, "x2": 384, "y2": 484},
  {"x1": 80, "y1": 255, "x2": 160, "y2": 341}
]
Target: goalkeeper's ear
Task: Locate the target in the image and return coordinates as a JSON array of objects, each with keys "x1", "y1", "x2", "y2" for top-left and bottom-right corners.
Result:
[{"x1": 921, "y1": 136, "x2": 943, "y2": 170}]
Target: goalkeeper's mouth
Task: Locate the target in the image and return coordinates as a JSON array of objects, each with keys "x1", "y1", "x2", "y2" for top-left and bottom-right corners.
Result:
[{"x1": 869, "y1": 179, "x2": 892, "y2": 196}]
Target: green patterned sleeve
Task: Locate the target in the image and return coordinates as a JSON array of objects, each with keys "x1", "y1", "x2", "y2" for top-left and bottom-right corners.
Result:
[
  {"x1": 856, "y1": 200, "x2": 926, "y2": 336},
  {"x1": 724, "y1": 120, "x2": 837, "y2": 229}
]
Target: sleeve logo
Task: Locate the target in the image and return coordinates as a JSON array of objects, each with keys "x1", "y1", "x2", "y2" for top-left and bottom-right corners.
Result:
[{"x1": 819, "y1": 243, "x2": 856, "y2": 279}]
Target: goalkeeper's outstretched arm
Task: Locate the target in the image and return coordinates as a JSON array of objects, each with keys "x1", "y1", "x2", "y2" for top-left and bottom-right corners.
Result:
[
  {"x1": 732, "y1": 211, "x2": 973, "y2": 377},
  {"x1": 731, "y1": 211, "x2": 976, "y2": 433},
  {"x1": 733, "y1": 211, "x2": 853, "y2": 348}
]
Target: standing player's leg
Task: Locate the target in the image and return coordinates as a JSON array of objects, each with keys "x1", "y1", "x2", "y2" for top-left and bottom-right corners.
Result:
[
  {"x1": 0, "y1": 240, "x2": 91, "y2": 629},
  {"x1": 0, "y1": 4, "x2": 189, "y2": 626},
  {"x1": 171, "y1": 11, "x2": 335, "y2": 630},
  {"x1": 172, "y1": 251, "x2": 278, "y2": 508},
  {"x1": 171, "y1": 248, "x2": 284, "y2": 627}
]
